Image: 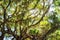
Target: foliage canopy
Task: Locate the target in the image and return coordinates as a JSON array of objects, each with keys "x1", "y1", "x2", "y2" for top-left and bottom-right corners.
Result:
[{"x1": 0, "y1": 0, "x2": 60, "y2": 40}]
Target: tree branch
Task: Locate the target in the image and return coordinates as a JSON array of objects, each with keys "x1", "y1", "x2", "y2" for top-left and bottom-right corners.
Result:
[
  {"x1": 6, "y1": 0, "x2": 11, "y2": 8},
  {"x1": 41, "y1": 24, "x2": 60, "y2": 40}
]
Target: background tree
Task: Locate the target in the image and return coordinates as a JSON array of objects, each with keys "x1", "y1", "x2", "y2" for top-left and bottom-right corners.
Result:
[{"x1": 0, "y1": 0, "x2": 60, "y2": 40}]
